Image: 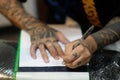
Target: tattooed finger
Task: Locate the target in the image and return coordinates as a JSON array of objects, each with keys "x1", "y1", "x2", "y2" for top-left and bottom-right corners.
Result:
[{"x1": 72, "y1": 52, "x2": 79, "y2": 59}]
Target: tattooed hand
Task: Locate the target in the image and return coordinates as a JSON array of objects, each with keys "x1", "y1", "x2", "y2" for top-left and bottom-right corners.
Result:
[
  {"x1": 63, "y1": 39, "x2": 91, "y2": 68},
  {"x1": 63, "y1": 36, "x2": 97, "y2": 68},
  {"x1": 25, "y1": 23, "x2": 69, "y2": 63}
]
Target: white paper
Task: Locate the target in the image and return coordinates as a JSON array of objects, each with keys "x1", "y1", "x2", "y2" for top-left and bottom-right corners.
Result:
[{"x1": 19, "y1": 25, "x2": 83, "y2": 67}]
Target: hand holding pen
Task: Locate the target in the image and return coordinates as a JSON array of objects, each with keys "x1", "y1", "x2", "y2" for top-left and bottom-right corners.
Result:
[
  {"x1": 72, "y1": 25, "x2": 94, "y2": 49},
  {"x1": 63, "y1": 25, "x2": 95, "y2": 68}
]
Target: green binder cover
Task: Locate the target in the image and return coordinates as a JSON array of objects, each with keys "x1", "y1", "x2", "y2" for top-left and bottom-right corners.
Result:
[{"x1": 12, "y1": 32, "x2": 21, "y2": 80}]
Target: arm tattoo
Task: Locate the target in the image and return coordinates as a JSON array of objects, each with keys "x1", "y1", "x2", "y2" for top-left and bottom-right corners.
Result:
[
  {"x1": 0, "y1": 0, "x2": 41, "y2": 30},
  {"x1": 0, "y1": 0, "x2": 11, "y2": 11},
  {"x1": 0, "y1": 0, "x2": 23, "y2": 13},
  {"x1": 91, "y1": 17, "x2": 120, "y2": 49},
  {"x1": 0, "y1": 0, "x2": 58, "y2": 40}
]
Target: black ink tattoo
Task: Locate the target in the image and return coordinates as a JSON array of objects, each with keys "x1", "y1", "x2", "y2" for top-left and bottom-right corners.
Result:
[
  {"x1": 0, "y1": 0, "x2": 23, "y2": 14},
  {"x1": 12, "y1": 7, "x2": 56, "y2": 38},
  {"x1": 72, "y1": 53, "x2": 78, "y2": 59},
  {"x1": 45, "y1": 40, "x2": 51, "y2": 43},
  {"x1": 92, "y1": 28, "x2": 119, "y2": 49},
  {"x1": 31, "y1": 35, "x2": 36, "y2": 42},
  {"x1": 0, "y1": 0, "x2": 11, "y2": 11},
  {"x1": 38, "y1": 42, "x2": 44, "y2": 45},
  {"x1": 91, "y1": 17, "x2": 120, "y2": 49},
  {"x1": 0, "y1": 0, "x2": 58, "y2": 45}
]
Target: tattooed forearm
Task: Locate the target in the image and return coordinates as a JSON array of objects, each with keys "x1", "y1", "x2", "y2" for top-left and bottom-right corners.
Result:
[
  {"x1": 0, "y1": 0, "x2": 11, "y2": 12},
  {"x1": 9, "y1": 3, "x2": 58, "y2": 40},
  {"x1": 0, "y1": 0, "x2": 23, "y2": 14},
  {"x1": 0, "y1": 0, "x2": 58, "y2": 41},
  {"x1": 92, "y1": 29, "x2": 119, "y2": 49},
  {"x1": 91, "y1": 17, "x2": 120, "y2": 49},
  {"x1": 72, "y1": 53, "x2": 78, "y2": 59},
  {"x1": 0, "y1": 0, "x2": 41, "y2": 29}
]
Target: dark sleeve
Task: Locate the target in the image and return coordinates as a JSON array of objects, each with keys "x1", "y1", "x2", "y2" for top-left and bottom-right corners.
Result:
[{"x1": 91, "y1": 21, "x2": 120, "y2": 49}]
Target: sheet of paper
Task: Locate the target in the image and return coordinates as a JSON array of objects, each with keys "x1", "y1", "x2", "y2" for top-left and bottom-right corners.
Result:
[{"x1": 19, "y1": 25, "x2": 82, "y2": 67}]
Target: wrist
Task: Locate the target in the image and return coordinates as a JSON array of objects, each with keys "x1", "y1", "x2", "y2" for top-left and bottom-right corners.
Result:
[{"x1": 83, "y1": 35, "x2": 97, "y2": 54}]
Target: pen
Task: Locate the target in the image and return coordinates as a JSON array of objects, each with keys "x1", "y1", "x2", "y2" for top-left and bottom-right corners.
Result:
[{"x1": 73, "y1": 25, "x2": 94, "y2": 49}]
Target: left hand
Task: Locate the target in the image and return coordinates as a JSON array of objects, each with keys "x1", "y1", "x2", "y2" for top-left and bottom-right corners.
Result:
[
  {"x1": 63, "y1": 39, "x2": 92, "y2": 69},
  {"x1": 25, "y1": 22, "x2": 70, "y2": 63}
]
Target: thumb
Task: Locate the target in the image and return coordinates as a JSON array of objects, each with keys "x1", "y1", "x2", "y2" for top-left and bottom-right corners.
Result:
[{"x1": 56, "y1": 32, "x2": 70, "y2": 44}]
